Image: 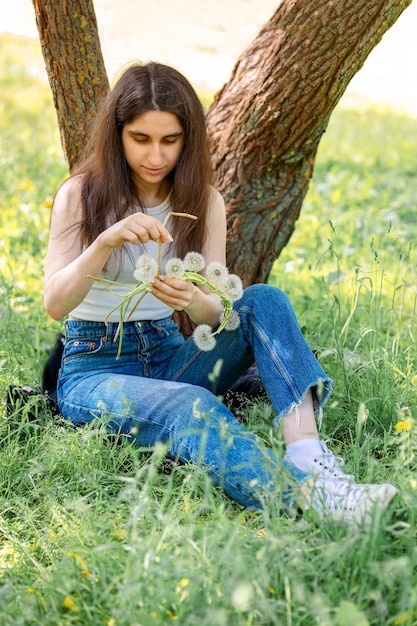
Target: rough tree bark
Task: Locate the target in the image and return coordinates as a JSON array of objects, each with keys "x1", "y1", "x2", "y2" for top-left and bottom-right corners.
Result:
[
  {"x1": 32, "y1": 0, "x2": 412, "y2": 287},
  {"x1": 207, "y1": 0, "x2": 412, "y2": 284},
  {"x1": 32, "y1": 0, "x2": 109, "y2": 169}
]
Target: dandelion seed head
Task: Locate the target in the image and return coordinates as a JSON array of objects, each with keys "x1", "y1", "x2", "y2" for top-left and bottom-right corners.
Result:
[
  {"x1": 223, "y1": 309, "x2": 241, "y2": 331},
  {"x1": 206, "y1": 261, "x2": 229, "y2": 285},
  {"x1": 183, "y1": 251, "x2": 205, "y2": 272},
  {"x1": 165, "y1": 257, "x2": 185, "y2": 278},
  {"x1": 231, "y1": 582, "x2": 253, "y2": 612},
  {"x1": 134, "y1": 255, "x2": 158, "y2": 282},
  {"x1": 193, "y1": 324, "x2": 217, "y2": 351},
  {"x1": 133, "y1": 270, "x2": 142, "y2": 282},
  {"x1": 225, "y1": 274, "x2": 244, "y2": 301}
]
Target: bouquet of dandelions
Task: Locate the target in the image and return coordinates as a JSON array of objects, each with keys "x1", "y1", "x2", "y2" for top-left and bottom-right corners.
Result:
[{"x1": 88, "y1": 212, "x2": 243, "y2": 358}]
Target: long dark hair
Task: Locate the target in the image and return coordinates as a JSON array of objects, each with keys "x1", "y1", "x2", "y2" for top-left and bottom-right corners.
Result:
[{"x1": 71, "y1": 61, "x2": 212, "y2": 259}]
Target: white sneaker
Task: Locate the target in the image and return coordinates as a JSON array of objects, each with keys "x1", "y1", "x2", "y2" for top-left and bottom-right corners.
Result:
[
  {"x1": 286, "y1": 440, "x2": 355, "y2": 480},
  {"x1": 304, "y1": 478, "x2": 398, "y2": 528}
]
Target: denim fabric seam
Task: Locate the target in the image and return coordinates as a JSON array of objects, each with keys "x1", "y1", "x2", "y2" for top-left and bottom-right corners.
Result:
[
  {"x1": 169, "y1": 347, "x2": 202, "y2": 381},
  {"x1": 241, "y1": 304, "x2": 302, "y2": 402}
]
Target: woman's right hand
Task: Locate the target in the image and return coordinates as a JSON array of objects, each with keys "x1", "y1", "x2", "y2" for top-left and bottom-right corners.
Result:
[{"x1": 98, "y1": 212, "x2": 173, "y2": 250}]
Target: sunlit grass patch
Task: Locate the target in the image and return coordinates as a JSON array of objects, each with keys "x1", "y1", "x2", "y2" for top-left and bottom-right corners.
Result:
[
  {"x1": 1, "y1": 34, "x2": 417, "y2": 626},
  {"x1": 269, "y1": 105, "x2": 417, "y2": 461}
]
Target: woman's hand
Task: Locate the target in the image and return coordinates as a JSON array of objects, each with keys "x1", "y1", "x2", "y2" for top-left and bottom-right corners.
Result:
[
  {"x1": 149, "y1": 276, "x2": 223, "y2": 327},
  {"x1": 149, "y1": 276, "x2": 194, "y2": 311},
  {"x1": 98, "y1": 212, "x2": 173, "y2": 250}
]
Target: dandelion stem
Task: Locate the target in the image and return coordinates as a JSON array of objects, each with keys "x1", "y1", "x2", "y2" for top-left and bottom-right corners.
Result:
[
  {"x1": 181, "y1": 272, "x2": 233, "y2": 334},
  {"x1": 89, "y1": 226, "x2": 238, "y2": 358},
  {"x1": 86, "y1": 274, "x2": 133, "y2": 295},
  {"x1": 125, "y1": 291, "x2": 149, "y2": 321},
  {"x1": 157, "y1": 211, "x2": 198, "y2": 274}
]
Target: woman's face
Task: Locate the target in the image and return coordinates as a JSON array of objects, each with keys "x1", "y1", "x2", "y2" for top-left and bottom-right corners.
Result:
[{"x1": 121, "y1": 110, "x2": 184, "y2": 193}]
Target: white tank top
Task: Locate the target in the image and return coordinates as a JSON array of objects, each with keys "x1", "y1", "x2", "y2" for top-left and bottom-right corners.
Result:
[{"x1": 70, "y1": 197, "x2": 175, "y2": 322}]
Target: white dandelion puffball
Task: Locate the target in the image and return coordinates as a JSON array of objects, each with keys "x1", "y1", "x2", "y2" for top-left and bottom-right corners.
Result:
[
  {"x1": 183, "y1": 251, "x2": 205, "y2": 273},
  {"x1": 134, "y1": 255, "x2": 158, "y2": 283},
  {"x1": 206, "y1": 261, "x2": 229, "y2": 285},
  {"x1": 222, "y1": 309, "x2": 241, "y2": 331},
  {"x1": 225, "y1": 274, "x2": 244, "y2": 301},
  {"x1": 164, "y1": 257, "x2": 185, "y2": 279},
  {"x1": 231, "y1": 583, "x2": 253, "y2": 612},
  {"x1": 193, "y1": 324, "x2": 217, "y2": 351}
]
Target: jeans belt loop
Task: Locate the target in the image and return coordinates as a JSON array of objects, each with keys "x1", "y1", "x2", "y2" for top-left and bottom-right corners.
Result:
[
  {"x1": 135, "y1": 320, "x2": 152, "y2": 330},
  {"x1": 103, "y1": 322, "x2": 114, "y2": 343}
]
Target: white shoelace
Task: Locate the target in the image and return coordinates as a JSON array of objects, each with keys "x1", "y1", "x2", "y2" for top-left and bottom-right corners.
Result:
[{"x1": 311, "y1": 440, "x2": 354, "y2": 480}]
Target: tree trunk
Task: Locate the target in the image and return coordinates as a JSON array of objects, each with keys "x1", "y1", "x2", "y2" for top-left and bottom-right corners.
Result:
[
  {"x1": 32, "y1": 0, "x2": 109, "y2": 170},
  {"x1": 32, "y1": 0, "x2": 412, "y2": 322},
  {"x1": 207, "y1": 0, "x2": 412, "y2": 285}
]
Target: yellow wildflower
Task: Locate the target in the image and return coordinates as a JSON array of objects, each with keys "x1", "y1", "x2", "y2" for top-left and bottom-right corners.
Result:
[
  {"x1": 110, "y1": 528, "x2": 128, "y2": 541},
  {"x1": 26, "y1": 587, "x2": 47, "y2": 611},
  {"x1": 63, "y1": 595, "x2": 80, "y2": 611},
  {"x1": 67, "y1": 551, "x2": 91, "y2": 578},
  {"x1": 395, "y1": 419, "x2": 412, "y2": 432}
]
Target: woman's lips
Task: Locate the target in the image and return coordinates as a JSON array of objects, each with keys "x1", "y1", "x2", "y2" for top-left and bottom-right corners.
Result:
[{"x1": 143, "y1": 167, "x2": 164, "y2": 175}]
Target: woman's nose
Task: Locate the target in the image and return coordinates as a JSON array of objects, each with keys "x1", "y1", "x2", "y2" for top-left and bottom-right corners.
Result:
[{"x1": 148, "y1": 142, "x2": 162, "y2": 164}]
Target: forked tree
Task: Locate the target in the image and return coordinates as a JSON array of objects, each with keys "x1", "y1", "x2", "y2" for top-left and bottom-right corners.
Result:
[{"x1": 32, "y1": 0, "x2": 412, "y2": 285}]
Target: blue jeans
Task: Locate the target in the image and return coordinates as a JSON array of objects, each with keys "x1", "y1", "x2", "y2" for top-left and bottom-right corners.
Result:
[{"x1": 57, "y1": 284, "x2": 332, "y2": 509}]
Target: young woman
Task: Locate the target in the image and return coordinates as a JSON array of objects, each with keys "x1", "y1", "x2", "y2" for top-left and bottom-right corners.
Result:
[{"x1": 44, "y1": 61, "x2": 397, "y2": 526}]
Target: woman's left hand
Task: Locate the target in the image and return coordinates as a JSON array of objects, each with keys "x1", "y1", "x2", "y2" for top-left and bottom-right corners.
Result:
[{"x1": 149, "y1": 276, "x2": 195, "y2": 311}]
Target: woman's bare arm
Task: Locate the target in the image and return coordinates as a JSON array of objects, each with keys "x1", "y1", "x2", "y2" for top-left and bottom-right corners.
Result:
[{"x1": 43, "y1": 177, "x2": 173, "y2": 320}]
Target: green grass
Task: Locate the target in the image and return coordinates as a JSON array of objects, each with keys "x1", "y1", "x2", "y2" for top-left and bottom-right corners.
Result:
[
  {"x1": 1, "y1": 34, "x2": 417, "y2": 626},
  {"x1": 270, "y1": 106, "x2": 417, "y2": 462}
]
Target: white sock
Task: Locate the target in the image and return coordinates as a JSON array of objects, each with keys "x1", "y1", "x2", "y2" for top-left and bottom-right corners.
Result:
[{"x1": 285, "y1": 438, "x2": 323, "y2": 465}]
